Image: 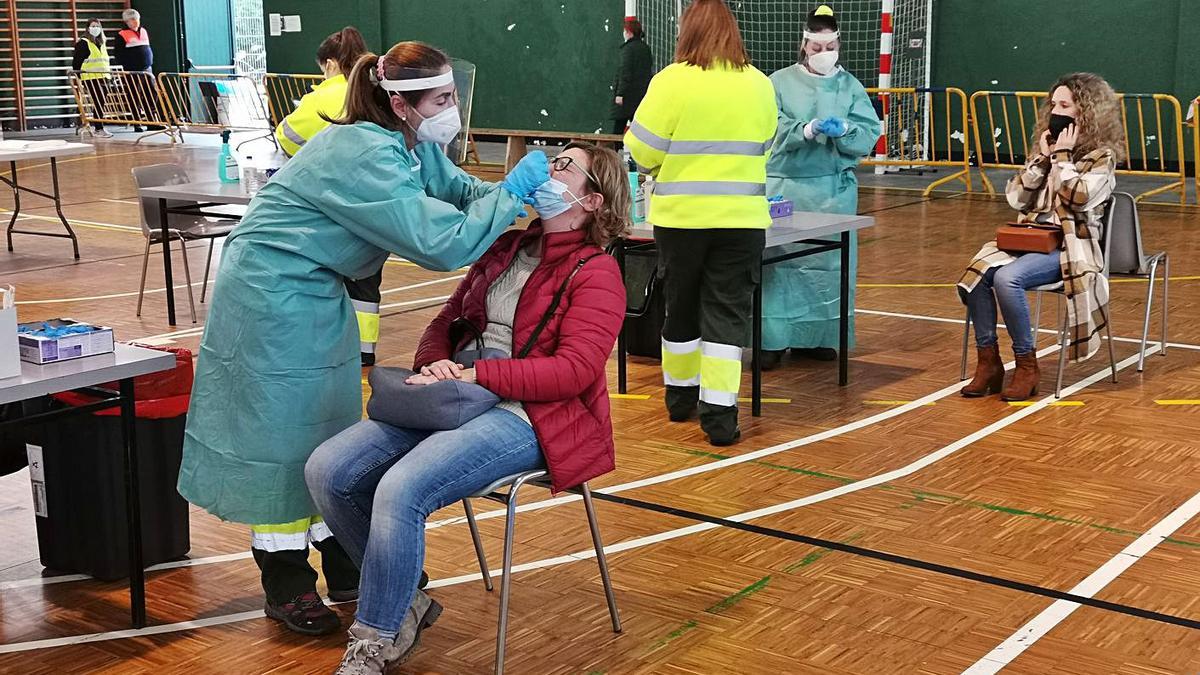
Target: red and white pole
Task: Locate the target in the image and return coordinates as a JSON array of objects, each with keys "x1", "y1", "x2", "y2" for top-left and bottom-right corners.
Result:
[
  {"x1": 625, "y1": 0, "x2": 637, "y2": 21},
  {"x1": 875, "y1": 0, "x2": 894, "y2": 173}
]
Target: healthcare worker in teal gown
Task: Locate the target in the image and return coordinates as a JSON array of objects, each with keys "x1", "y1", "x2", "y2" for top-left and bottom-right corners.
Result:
[
  {"x1": 761, "y1": 5, "x2": 881, "y2": 369},
  {"x1": 177, "y1": 42, "x2": 552, "y2": 635}
]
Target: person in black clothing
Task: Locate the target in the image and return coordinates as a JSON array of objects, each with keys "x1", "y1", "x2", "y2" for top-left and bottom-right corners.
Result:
[
  {"x1": 113, "y1": 8, "x2": 159, "y2": 131},
  {"x1": 611, "y1": 18, "x2": 654, "y2": 135},
  {"x1": 72, "y1": 18, "x2": 113, "y2": 138}
]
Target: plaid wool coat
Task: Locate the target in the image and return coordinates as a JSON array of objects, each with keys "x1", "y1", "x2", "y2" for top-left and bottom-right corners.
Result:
[{"x1": 958, "y1": 147, "x2": 1117, "y2": 362}]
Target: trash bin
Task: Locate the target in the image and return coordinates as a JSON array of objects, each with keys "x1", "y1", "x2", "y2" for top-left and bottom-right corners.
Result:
[
  {"x1": 31, "y1": 345, "x2": 193, "y2": 580},
  {"x1": 623, "y1": 252, "x2": 665, "y2": 359}
]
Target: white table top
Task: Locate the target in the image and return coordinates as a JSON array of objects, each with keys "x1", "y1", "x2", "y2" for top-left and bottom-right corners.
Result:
[
  {"x1": 0, "y1": 344, "x2": 175, "y2": 406},
  {"x1": 0, "y1": 141, "x2": 95, "y2": 163},
  {"x1": 138, "y1": 181, "x2": 257, "y2": 206},
  {"x1": 628, "y1": 211, "x2": 875, "y2": 248}
]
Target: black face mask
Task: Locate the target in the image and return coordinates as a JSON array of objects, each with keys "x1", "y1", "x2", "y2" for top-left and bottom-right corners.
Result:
[{"x1": 1047, "y1": 113, "x2": 1074, "y2": 142}]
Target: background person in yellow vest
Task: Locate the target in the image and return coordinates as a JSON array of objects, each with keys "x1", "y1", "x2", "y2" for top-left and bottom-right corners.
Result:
[
  {"x1": 72, "y1": 18, "x2": 112, "y2": 138},
  {"x1": 274, "y1": 27, "x2": 384, "y2": 366},
  {"x1": 625, "y1": 0, "x2": 777, "y2": 447},
  {"x1": 760, "y1": 5, "x2": 881, "y2": 370}
]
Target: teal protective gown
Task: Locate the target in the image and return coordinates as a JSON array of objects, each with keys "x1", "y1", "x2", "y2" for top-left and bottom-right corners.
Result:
[
  {"x1": 178, "y1": 122, "x2": 525, "y2": 525},
  {"x1": 763, "y1": 64, "x2": 880, "y2": 350}
]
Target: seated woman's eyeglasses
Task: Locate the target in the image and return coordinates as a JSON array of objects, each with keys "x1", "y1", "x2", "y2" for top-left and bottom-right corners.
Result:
[{"x1": 551, "y1": 155, "x2": 599, "y2": 189}]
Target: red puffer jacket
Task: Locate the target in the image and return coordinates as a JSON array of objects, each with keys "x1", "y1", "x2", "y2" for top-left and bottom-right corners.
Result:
[{"x1": 413, "y1": 221, "x2": 626, "y2": 492}]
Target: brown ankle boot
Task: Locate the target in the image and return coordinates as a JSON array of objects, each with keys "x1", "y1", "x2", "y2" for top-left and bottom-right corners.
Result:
[
  {"x1": 961, "y1": 345, "x2": 1004, "y2": 397},
  {"x1": 1001, "y1": 353, "x2": 1040, "y2": 401}
]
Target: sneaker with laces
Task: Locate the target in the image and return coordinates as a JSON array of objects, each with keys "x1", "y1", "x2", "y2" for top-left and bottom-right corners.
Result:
[
  {"x1": 264, "y1": 590, "x2": 341, "y2": 635},
  {"x1": 335, "y1": 591, "x2": 442, "y2": 675}
]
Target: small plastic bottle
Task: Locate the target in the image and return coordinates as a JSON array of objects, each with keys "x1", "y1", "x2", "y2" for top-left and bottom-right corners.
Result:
[{"x1": 217, "y1": 130, "x2": 239, "y2": 183}]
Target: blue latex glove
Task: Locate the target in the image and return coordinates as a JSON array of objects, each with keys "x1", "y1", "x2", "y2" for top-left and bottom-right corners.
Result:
[
  {"x1": 815, "y1": 117, "x2": 849, "y2": 138},
  {"x1": 500, "y1": 151, "x2": 551, "y2": 203}
]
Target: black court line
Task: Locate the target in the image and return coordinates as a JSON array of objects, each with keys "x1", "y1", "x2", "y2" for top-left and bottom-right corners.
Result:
[{"x1": 588, "y1": 491, "x2": 1200, "y2": 631}]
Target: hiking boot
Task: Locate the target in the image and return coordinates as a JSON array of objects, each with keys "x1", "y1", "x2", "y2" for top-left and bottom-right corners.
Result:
[
  {"x1": 264, "y1": 590, "x2": 340, "y2": 635},
  {"x1": 335, "y1": 623, "x2": 403, "y2": 675},
  {"x1": 393, "y1": 589, "x2": 443, "y2": 665}
]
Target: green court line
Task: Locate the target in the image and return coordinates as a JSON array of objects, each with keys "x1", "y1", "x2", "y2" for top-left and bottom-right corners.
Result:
[
  {"x1": 646, "y1": 619, "x2": 698, "y2": 653},
  {"x1": 649, "y1": 443, "x2": 1200, "y2": 550},
  {"x1": 705, "y1": 576, "x2": 772, "y2": 615}
]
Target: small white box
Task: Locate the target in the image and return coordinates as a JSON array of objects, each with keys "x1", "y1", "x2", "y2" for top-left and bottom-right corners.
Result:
[
  {"x1": 18, "y1": 319, "x2": 115, "y2": 365},
  {"x1": 0, "y1": 305, "x2": 18, "y2": 379}
]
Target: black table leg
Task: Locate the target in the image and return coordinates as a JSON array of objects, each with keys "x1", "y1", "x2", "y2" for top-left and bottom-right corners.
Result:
[
  {"x1": 6, "y1": 161, "x2": 19, "y2": 252},
  {"x1": 752, "y1": 261, "x2": 763, "y2": 417},
  {"x1": 49, "y1": 158, "x2": 80, "y2": 260},
  {"x1": 616, "y1": 239, "x2": 628, "y2": 394},
  {"x1": 839, "y1": 230, "x2": 850, "y2": 386},
  {"x1": 159, "y1": 197, "x2": 176, "y2": 326},
  {"x1": 119, "y1": 377, "x2": 146, "y2": 628}
]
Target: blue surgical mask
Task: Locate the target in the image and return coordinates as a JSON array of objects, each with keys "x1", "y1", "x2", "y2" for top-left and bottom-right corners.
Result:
[{"x1": 531, "y1": 178, "x2": 584, "y2": 219}]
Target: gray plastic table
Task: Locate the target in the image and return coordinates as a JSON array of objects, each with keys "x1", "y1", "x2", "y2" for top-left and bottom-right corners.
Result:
[
  {"x1": 136, "y1": 180, "x2": 255, "y2": 326},
  {"x1": 1, "y1": 142, "x2": 96, "y2": 259},
  {"x1": 617, "y1": 212, "x2": 875, "y2": 416},
  {"x1": 0, "y1": 343, "x2": 175, "y2": 628}
]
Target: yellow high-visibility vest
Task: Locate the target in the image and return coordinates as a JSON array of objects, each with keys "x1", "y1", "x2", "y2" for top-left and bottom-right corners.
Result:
[
  {"x1": 275, "y1": 74, "x2": 347, "y2": 157},
  {"x1": 81, "y1": 39, "x2": 111, "y2": 81},
  {"x1": 624, "y1": 61, "x2": 778, "y2": 230}
]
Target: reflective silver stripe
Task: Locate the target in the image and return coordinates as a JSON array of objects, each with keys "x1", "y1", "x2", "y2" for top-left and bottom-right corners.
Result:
[
  {"x1": 359, "y1": 341, "x2": 377, "y2": 353},
  {"x1": 279, "y1": 119, "x2": 307, "y2": 149},
  {"x1": 667, "y1": 139, "x2": 772, "y2": 155},
  {"x1": 700, "y1": 341, "x2": 742, "y2": 361},
  {"x1": 700, "y1": 388, "x2": 738, "y2": 407},
  {"x1": 628, "y1": 120, "x2": 671, "y2": 152},
  {"x1": 663, "y1": 372, "x2": 701, "y2": 387},
  {"x1": 350, "y1": 299, "x2": 379, "y2": 314},
  {"x1": 250, "y1": 530, "x2": 309, "y2": 552},
  {"x1": 662, "y1": 337, "x2": 701, "y2": 355},
  {"x1": 652, "y1": 181, "x2": 767, "y2": 197},
  {"x1": 308, "y1": 520, "x2": 333, "y2": 542},
  {"x1": 635, "y1": 161, "x2": 653, "y2": 175}
]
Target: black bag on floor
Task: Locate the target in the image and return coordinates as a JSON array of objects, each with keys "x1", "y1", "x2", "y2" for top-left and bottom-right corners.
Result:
[
  {"x1": 0, "y1": 402, "x2": 30, "y2": 477},
  {"x1": 623, "y1": 252, "x2": 665, "y2": 359}
]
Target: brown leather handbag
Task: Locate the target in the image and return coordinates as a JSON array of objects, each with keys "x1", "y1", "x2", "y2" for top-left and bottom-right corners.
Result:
[{"x1": 995, "y1": 223, "x2": 1064, "y2": 254}]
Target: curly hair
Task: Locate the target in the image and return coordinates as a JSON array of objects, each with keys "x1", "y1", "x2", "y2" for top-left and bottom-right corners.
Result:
[
  {"x1": 563, "y1": 142, "x2": 631, "y2": 248},
  {"x1": 1032, "y1": 72, "x2": 1126, "y2": 162}
]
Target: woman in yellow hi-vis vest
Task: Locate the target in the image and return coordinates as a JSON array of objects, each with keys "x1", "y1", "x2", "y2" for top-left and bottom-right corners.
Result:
[
  {"x1": 71, "y1": 18, "x2": 113, "y2": 138},
  {"x1": 625, "y1": 0, "x2": 777, "y2": 446},
  {"x1": 274, "y1": 27, "x2": 383, "y2": 366}
]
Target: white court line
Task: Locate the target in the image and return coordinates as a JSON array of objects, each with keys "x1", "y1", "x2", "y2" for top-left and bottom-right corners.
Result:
[
  {"x1": 16, "y1": 280, "x2": 215, "y2": 306},
  {"x1": 857, "y1": 307, "x2": 1200, "y2": 352},
  {"x1": 379, "y1": 295, "x2": 450, "y2": 310},
  {"x1": 964, "y1": 489, "x2": 1200, "y2": 674},
  {"x1": 0, "y1": 346, "x2": 1152, "y2": 654},
  {"x1": 379, "y1": 274, "x2": 464, "y2": 297},
  {"x1": 0, "y1": 552, "x2": 251, "y2": 591},
  {"x1": 99, "y1": 198, "x2": 138, "y2": 205},
  {"x1": 0, "y1": 210, "x2": 142, "y2": 233}
]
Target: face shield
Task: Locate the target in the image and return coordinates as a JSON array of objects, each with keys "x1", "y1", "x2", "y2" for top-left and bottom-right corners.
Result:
[
  {"x1": 799, "y1": 29, "x2": 840, "y2": 62},
  {"x1": 376, "y1": 59, "x2": 476, "y2": 165}
]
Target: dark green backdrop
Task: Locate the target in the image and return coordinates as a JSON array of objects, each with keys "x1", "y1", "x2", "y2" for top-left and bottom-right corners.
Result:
[{"x1": 126, "y1": 0, "x2": 1200, "y2": 134}]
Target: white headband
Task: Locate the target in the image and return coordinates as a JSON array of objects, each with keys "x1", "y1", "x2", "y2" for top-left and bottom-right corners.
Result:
[
  {"x1": 803, "y1": 30, "x2": 840, "y2": 43},
  {"x1": 378, "y1": 70, "x2": 455, "y2": 92}
]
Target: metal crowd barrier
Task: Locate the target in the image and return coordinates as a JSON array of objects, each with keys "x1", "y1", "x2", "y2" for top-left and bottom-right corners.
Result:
[
  {"x1": 969, "y1": 90, "x2": 1187, "y2": 204},
  {"x1": 68, "y1": 69, "x2": 179, "y2": 143},
  {"x1": 262, "y1": 73, "x2": 323, "y2": 129},
  {"x1": 864, "y1": 86, "x2": 973, "y2": 195},
  {"x1": 157, "y1": 72, "x2": 276, "y2": 148}
]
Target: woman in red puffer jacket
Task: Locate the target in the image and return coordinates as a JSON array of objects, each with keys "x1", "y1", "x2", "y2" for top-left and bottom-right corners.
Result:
[{"x1": 306, "y1": 142, "x2": 629, "y2": 672}]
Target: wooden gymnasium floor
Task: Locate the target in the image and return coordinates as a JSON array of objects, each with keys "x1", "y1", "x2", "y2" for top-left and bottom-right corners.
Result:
[{"x1": 0, "y1": 140, "x2": 1199, "y2": 674}]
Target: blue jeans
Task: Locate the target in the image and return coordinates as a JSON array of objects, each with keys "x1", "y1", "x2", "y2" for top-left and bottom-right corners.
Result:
[
  {"x1": 965, "y1": 251, "x2": 1063, "y2": 356},
  {"x1": 305, "y1": 408, "x2": 544, "y2": 637}
]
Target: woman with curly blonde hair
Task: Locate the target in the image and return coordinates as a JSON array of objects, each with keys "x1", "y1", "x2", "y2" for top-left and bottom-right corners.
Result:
[{"x1": 958, "y1": 72, "x2": 1124, "y2": 402}]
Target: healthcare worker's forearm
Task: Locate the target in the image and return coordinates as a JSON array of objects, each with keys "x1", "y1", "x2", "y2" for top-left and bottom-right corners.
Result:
[{"x1": 413, "y1": 190, "x2": 525, "y2": 272}]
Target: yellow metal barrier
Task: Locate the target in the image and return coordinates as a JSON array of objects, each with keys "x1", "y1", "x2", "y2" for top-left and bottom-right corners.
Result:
[
  {"x1": 262, "y1": 73, "x2": 323, "y2": 129},
  {"x1": 157, "y1": 72, "x2": 276, "y2": 148},
  {"x1": 68, "y1": 70, "x2": 179, "y2": 143},
  {"x1": 969, "y1": 90, "x2": 1187, "y2": 204},
  {"x1": 864, "y1": 86, "x2": 973, "y2": 195},
  {"x1": 1191, "y1": 97, "x2": 1199, "y2": 203}
]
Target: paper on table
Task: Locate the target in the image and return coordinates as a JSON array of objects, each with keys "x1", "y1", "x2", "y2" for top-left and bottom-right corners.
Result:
[{"x1": 0, "y1": 139, "x2": 70, "y2": 151}]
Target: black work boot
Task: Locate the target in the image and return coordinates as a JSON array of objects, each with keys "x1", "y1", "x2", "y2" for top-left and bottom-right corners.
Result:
[
  {"x1": 666, "y1": 385, "x2": 699, "y2": 422},
  {"x1": 700, "y1": 402, "x2": 741, "y2": 447}
]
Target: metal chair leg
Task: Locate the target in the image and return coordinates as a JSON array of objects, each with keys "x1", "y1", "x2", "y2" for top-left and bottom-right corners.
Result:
[
  {"x1": 462, "y1": 499, "x2": 494, "y2": 592},
  {"x1": 1104, "y1": 306, "x2": 1118, "y2": 384},
  {"x1": 200, "y1": 239, "x2": 215, "y2": 304},
  {"x1": 960, "y1": 306, "x2": 971, "y2": 381},
  {"x1": 135, "y1": 238, "x2": 152, "y2": 317},
  {"x1": 1138, "y1": 258, "x2": 1159, "y2": 372},
  {"x1": 495, "y1": 475, "x2": 535, "y2": 675},
  {"x1": 581, "y1": 484, "x2": 622, "y2": 633},
  {"x1": 1162, "y1": 253, "x2": 1169, "y2": 358},
  {"x1": 1032, "y1": 291, "x2": 1042, "y2": 343},
  {"x1": 176, "y1": 236, "x2": 198, "y2": 324},
  {"x1": 1055, "y1": 302, "x2": 1069, "y2": 399}
]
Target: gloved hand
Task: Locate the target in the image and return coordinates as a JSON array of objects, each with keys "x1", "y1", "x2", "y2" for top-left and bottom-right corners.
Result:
[
  {"x1": 500, "y1": 151, "x2": 551, "y2": 203},
  {"x1": 814, "y1": 117, "x2": 849, "y2": 138}
]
